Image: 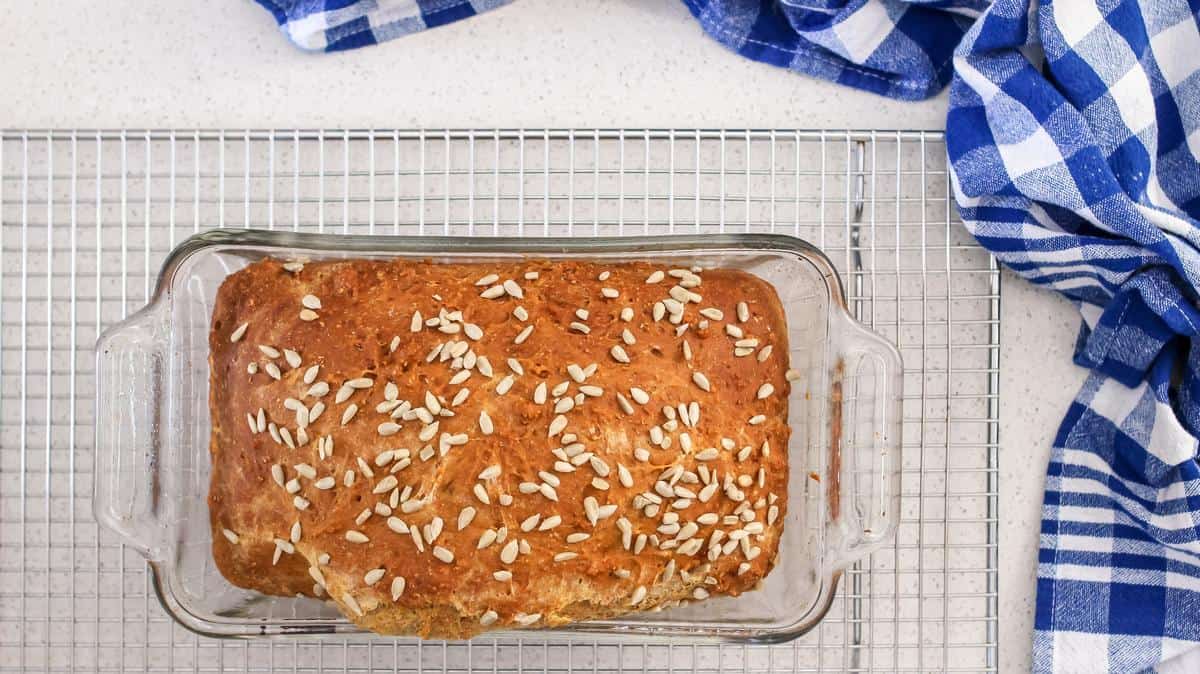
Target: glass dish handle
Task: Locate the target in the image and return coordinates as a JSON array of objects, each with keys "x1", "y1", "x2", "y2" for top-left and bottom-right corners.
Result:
[
  {"x1": 828, "y1": 312, "x2": 904, "y2": 566},
  {"x1": 93, "y1": 304, "x2": 168, "y2": 561}
]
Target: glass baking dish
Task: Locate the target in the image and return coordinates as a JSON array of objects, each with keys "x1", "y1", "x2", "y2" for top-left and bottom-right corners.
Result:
[{"x1": 94, "y1": 229, "x2": 902, "y2": 643}]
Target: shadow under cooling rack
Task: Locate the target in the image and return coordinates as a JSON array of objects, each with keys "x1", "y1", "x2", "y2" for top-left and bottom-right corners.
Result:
[{"x1": 0, "y1": 129, "x2": 999, "y2": 673}]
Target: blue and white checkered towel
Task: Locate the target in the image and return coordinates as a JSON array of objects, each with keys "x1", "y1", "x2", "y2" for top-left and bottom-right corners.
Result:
[
  {"x1": 255, "y1": 0, "x2": 1200, "y2": 670},
  {"x1": 949, "y1": 0, "x2": 1200, "y2": 671},
  {"x1": 254, "y1": 0, "x2": 977, "y2": 99}
]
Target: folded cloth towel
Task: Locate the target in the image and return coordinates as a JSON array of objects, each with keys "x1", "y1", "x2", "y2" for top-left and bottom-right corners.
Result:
[
  {"x1": 681, "y1": 0, "x2": 980, "y2": 100},
  {"x1": 255, "y1": 0, "x2": 978, "y2": 99},
  {"x1": 948, "y1": 0, "x2": 1200, "y2": 671},
  {"x1": 253, "y1": 0, "x2": 514, "y2": 52},
  {"x1": 254, "y1": 0, "x2": 1200, "y2": 670}
]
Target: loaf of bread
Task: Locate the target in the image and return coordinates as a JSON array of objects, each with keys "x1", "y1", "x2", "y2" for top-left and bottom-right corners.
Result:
[{"x1": 208, "y1": 256, "x2": 791, "y2": 638}]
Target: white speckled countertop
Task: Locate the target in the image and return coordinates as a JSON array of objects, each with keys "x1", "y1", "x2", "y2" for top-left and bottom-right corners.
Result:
[{"x1": 1, "y1": 0, "x2": 1086, "y2": 669}]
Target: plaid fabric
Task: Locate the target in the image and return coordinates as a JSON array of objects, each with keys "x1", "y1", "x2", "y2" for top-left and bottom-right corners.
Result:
[
  {"x1": 253, "y1": 0, "x2": 513, "y2": 52},
  {"x1": 947, "y1": 0, "x2": 1200, "y2": 671},
  {"x1": 254, "y1": 0, "x2": 981, "y2": 99},
  {"x1": 681, "y1": 0, "x2": 981, "y2": 100}
]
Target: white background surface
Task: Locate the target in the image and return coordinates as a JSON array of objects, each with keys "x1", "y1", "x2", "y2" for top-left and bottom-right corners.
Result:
[{"x1": 1, "y1": 0, "x2": 1086, "y2": 670}]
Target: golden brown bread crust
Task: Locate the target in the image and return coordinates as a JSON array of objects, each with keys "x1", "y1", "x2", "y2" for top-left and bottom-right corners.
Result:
[{"x1": 208, "y1": 257, "x2": 790, "y2": 638}]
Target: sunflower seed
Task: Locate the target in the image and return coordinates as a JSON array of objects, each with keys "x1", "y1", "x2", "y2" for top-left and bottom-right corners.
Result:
[
  {"x1": 748, "y1": 414, "x2": 766, "y2": 425},
  {"x1": 406, "y1": 526, "x2": 425, "y2": 552},
  {"x1": 345, "y1": 530, "x2": 369, "y2": 544},
  {"x1": 262, "y1": 362, "x2": 282, "y2": 380},
  {"x1": 645, "y1": 270, "x2": 665, "y2": 284},
  {"x1": 299, "y1": 309, "x2": 319, "y2": 322},
  {"x1": 566, "y1": 363, "x2": 585, "y2": 382},
  {"x1": 293, "y1": 496, "x2": 310, "y2": 510},
  {"x1": 225, "y1": 320, "x2": 251, "y2": 344},
  {"x1": 477, "y1": 464, "x2": 502, "y2": 481},
  {"x1": 371, "y1": 475, "x2": 398, "y2": 495},
  {"x1": 423, "y1": 517, "x2": 445, "y2": 544},
  {"x1": 416, "y1": 420, "x2": 444, "y2": 443},
  {"x1": 624, "y1": 585, "x2": 647, "y2": 606},
  {"x1": 279, "y1": 349, "x2": 300, "y2": 370},
  {"x1": 493, "y1": 570, "x2": 513, "y2": 582},
  {"x1": 480, "y1": 610, "x2": 499, "y2": 626},
  {"x1": 554, "y1": 551, "x2": 579, "y2": 562},
  {"x1": 500, "y1": 539, "x2": 519, "y2": 564},
  {"x1": 610, "y1": 345, "x2": 630, "y2": 363},
  {"x1": 668, "y1": 285, "x2": 692, "y2": 303},
  {"x1": 532, "y1": 382, "x2": 548, "y2": 405},
  {"x1": 652, "y1": 301, "x2": 666, "y2": 321},
  {"x1": 513, "y1": 305, "x2": 529, "y2": 321},
  {"x1": 383, "y1": 576, "x2": 404, "y2": 602},
  {"x1": 498, "y1": 279, "x2": 522, "y2": 298},
  {"x1": 548, "y1": 415, "x2": 568, "y2": 437},
  {"x1": 583, "y1": 496, "x2": 600, "y2": 525},
  {"x1": 588, "y1": 456, "x2": 611, "y2": 478},
  {"x1": 401, "y1": 497, "x2": 427, "y2": 515},
  {"x1": 494, "y1": 375, "x2": 515, "y2": 396},
  {"x1": 757, "y1": 383, "x2": 775, "y2": 399},
  {"x1": 552, "y1": 397, "x2": 574, "y2": 414},
  {"x1": 457, "y1": 322, "x2": 481, "y2": 341},
  {"x1": 539, "y1": 483, "x2": 559, "y2": 501},
  {"x1": 299, "y1": 380, "x2": 328, "y2": 399},
  {"x1": 475, "y1": 273, "x2": 499, "y2": 286},
  {"x1": 356, "y1": 567, "x2": 385, "y2": 586},
  {"x1": 692, "y1": 372, "x2": 711, "y2": 392},
  {"x1": 480, "y1": 285, "x2": 505, "y2": 299},
  {"x1": 338, "y1": 592, "x2": 364, "y2": 617},
  {"x1": 514, "y1": 612, "x2": 541, "y2": 626},
  {"x1": 350, "y1": 376, "x2": 377, "y2": 391},
  {"x1": 308, "y1": 566, "x2": 327, "y2": 589},
  {"x1": 520, "y1": 513, "x2": 541, "y2": 532},
  {"x1": 339, "y1": 403, "x2": 358, "y2": 426},
  {"x1": 473, "y1": 483, "x2": 491, "y2": 505},
  {"x1": 514, "y1": 325, "x2": 534, "y2": 344},
  {"x1": 614, "y1": 464, "x2": 634, "y2": 489}
]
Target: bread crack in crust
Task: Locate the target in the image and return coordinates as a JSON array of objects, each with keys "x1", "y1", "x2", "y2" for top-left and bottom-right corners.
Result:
[{"x1": 209, "y1": 258, "x2": 791, "y2": 638}]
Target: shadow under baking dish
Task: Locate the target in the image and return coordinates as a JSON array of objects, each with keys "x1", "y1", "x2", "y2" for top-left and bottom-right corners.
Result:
[{"x1": 94, "y1": 229, "x2": 902, "y2": 642}]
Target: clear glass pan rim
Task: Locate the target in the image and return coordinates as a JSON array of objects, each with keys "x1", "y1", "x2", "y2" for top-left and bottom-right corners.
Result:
[{"x1": 114, "y1": 228, "x2": 879, "y2": 644}]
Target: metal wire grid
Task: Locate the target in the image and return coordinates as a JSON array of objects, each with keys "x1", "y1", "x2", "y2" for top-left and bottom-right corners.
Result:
[{"x1": 0, "y1": 129, "x2": 999, "y2": 673}]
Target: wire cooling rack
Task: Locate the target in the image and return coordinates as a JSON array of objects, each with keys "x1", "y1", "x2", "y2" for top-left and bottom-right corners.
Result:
[{"x1": 0, "y1": 129, "x2": 999, "y2": 673}]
